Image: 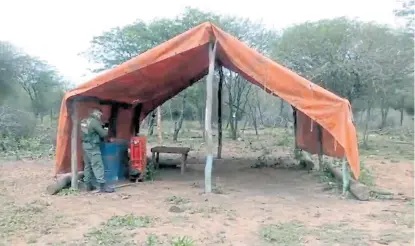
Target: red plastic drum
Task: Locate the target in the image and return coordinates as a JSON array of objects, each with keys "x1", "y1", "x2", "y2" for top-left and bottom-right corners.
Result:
[{"x1": 129, "y1": 136, "x2": 147, "y2": 175}]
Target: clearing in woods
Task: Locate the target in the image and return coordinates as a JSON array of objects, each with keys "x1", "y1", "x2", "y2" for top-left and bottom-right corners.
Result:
[{"x1": 0, "y1": 127, "x2": 413, "y2": 246}]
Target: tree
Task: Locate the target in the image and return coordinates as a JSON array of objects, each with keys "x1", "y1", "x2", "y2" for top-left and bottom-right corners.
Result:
[
  {"x1": 272, "y1": 18, "x2": 367, "y2": 105},
  {"x1": 14, "y1": 55, "x2": 63, "y2": 120},
  {"x1": 394, "y1": 0, "x2": 415, "y2": 34},
  {"x1": 0, "y1": 41, "x2": 20, "y2": 103}
]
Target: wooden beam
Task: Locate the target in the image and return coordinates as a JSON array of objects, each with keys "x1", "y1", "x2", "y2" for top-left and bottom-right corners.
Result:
[
  {"x1": 217, "y1": 66, "x2": 223, "y2": 159},
  {"x1": 109, "y1": 104, "x2": 120, "y2": 137},
  {"x1": 71, "y1": 95, "x2": 132, "y2": 109},
  {"x1": 204, "y1": 40, "x2": 217, "y2": 193},
  {"x1": 131, "y1": 103, "x2": 143, "y2": 135},
  {"x1": 70, "y1": 99, "x2": 79, "y2": 189}
]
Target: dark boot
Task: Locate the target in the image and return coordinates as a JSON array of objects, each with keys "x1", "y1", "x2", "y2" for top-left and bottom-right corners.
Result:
[
  {"x1": 99, "y1": 183, "x2": 115, "y2": 193},
  {"x1": 85, "y1": 183, "x2": 95, "y2": 192}
]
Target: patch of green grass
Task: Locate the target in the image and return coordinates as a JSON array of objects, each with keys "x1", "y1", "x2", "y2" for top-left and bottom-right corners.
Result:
[
  {"x1": 166, "y1": 195, "x2": 190, "y2": 205},
  {"x1": 105, "y1": 214, "x2": 153, "y2": 229},
  {"x1": 0, "y1": 200, "x2": 55, "y2": 238},
  {"x1": 259, "y1": 221, "x2": 307, "y2": 245},
  {"x1": 376, "y1": 229, "x2": 413, "y2": 245},
  {"x1": 359, "y1": 160, "x2": 375, "y2": 187},
  {"x1": 145, "y1": 233, "x2": 159, "y2": 246},
  {"x1": 312, "y1": 222, "x2": 370, "y2": 245},
  {"x1": 84, "y1": 214, "x2": 154, "y2": 245},
  {"x1": 171, "y1": 236, "x2": 195, "y2": 246},
  {"x1": 358, "y1": 131, "x2": 414, "y2": 161},
  {"x1": 84, "y1": 227, "x2": 124, "y2": 246},
  {"x1": 367, "y1": 210, "x2": 414, "y2": 228},
  {"x1": 57, "y1": 188, "x2": 80, "y2": 196}
]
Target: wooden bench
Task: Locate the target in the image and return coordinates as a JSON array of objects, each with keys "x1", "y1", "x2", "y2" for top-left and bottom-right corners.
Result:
[{"x1": 151, "y1": 146, "x2": 190, "y2": 174}]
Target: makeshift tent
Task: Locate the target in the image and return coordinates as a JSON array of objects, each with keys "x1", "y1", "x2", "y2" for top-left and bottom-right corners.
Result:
[{"x1": 54, "y1": 22, "x2": 360, "y2": 183}]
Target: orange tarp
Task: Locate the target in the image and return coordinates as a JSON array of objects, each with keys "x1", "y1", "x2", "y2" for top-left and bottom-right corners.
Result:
[{"x1": 55, "y1": 22, "x2": 360, "y2": 179}]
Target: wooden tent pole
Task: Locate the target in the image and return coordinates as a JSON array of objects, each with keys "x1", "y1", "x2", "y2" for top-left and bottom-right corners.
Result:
[
  {"x1": 70, "y1": 98, "x2": 79, "y2": 189},
  {"x1": 217, "y1": 66, "x2": 224, "y2": 159},
  {"x1": 204, "y1": 40, "x2": 217, "y2": 193}
]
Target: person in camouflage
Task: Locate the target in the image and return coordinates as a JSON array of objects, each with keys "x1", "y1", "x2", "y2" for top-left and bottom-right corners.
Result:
[{"x1": 80, "y1": 108, "x2": 115, "y2": 193}]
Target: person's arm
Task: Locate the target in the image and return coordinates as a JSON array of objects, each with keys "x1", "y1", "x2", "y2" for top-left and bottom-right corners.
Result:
[{"x1": 91, "y1": 118, "x2": 108, "y2": 138}]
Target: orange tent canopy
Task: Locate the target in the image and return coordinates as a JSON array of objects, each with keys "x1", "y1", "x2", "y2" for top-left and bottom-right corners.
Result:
[{"x1": 55, "y1": 22, "x2": 360, "y2": 179}]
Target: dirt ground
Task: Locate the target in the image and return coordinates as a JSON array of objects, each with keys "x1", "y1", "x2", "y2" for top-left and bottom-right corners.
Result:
[{"x1": 0, "y1": 132, "x2": 414, "y2": 246}]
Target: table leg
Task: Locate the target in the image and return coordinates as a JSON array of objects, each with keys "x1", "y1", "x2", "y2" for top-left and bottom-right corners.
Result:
[
  {"x1": 181, "y1": 154, "x2": 187, "y2": 174},
  {"x1": 152, "y1": 152, "x2": 158, "y2": 169}
]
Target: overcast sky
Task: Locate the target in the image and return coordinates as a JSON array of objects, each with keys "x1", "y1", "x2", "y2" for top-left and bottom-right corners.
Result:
[{"x1": 0, "y1": 0, "x2": 401, "y2": 85}]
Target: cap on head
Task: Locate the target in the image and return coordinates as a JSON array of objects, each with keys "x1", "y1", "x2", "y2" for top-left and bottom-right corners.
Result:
[{"x1": 91, "y1": 108, "x2": 103, "y2": 119}]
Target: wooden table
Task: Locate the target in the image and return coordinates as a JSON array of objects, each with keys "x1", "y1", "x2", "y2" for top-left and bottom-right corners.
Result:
[{"x1": 151, "y1": 146, "x2": 190, "y2": 174}]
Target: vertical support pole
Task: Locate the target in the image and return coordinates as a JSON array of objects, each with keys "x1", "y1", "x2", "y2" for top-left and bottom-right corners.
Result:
[
  {"x1": 70, "y1": 99, "x2": 79, "y2": 189},
  {"x1": 109, "y1": 103, "x2": 120, "y2": 138},
  {"x1": 204, "y1": 40, "x2": 217, "y2": 193},
  {"x1": 131, "y1": 103, "x2": 142, "y2": 136},
  {"x1": 292, "y1": 106, "x2": 300, "y2": 160},
  {"x1": 342, "y1": 158, "x2": 350, "y2": 195},
  {"x1": 317, "y1": 124, "x2": 324, "y2": 170},
  {"x1": 217, "y1": 66, "x2": 223, "y2": 159},
  {"x1": 156, "y1": 106, "x2": 162, "y2": 145}
]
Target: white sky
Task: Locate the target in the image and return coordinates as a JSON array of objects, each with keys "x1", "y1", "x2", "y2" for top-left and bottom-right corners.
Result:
[{"x1": 0, "y1": 0, "x2": 401, "y2": 85}]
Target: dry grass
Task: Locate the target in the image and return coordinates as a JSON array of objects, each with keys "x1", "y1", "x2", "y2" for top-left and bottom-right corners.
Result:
[{"x1": 0, "y1": 124, "x2": 413, "y2": 245}]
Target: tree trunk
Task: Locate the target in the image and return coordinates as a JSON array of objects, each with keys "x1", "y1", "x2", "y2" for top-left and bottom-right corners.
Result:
[
  {"x1": 363, "y1": 103, "x2": 372, "y2": 148},
  {"x1": 173, "y1": 95, "x2": 186, "y2": 142},
  {"x1": 400, "y1": 97, "x2": 405, "y2": 126},
  {"x1": 47, "y1": 172, "x2": 84, "y2": 195},
  {"x1": 255, "y1": 90, "x2": 265, "y2": 126},
  {"x1": 217, "y1": 67, "x2": 223, "y2": 159},
  {"x1": 249, "y1": 103, "x2": 258, "y2": 136},
  {"x1": 156, "y1": 107, "x2": 162, "y2": 144},
  {"x1": 228, "y1": 90, "x2": 237, "y2": 140},
  {"x1": 380, "y1": 99, "x2": 389, "y2": 129},
  {"x1": 279, "y1": 99, "x2": 285, "y2": 116},
  {"x1": 148, "y1": 112, "x2": 155, "y2": 136}
]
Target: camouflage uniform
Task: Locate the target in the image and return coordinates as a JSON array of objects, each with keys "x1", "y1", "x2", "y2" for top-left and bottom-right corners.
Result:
[{"x1": 80, "y1": 109, "x2": 114, "y2": 193}]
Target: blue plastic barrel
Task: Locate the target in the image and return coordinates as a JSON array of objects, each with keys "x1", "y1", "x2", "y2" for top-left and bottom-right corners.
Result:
[{"x1": 100, "y1": 142, "x2": 128, "y2": 183}]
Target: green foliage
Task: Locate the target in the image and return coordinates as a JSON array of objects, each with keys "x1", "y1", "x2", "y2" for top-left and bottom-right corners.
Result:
[
  {"x1": 56, "y1": 188, "x2": 80, "y2": 196},
  {"x1": 145, "y1": 233, "x2": 159, "y2": 246},
  {"x1": 0, "y1": 41, "x2": 20, "y2": 101},
  {"x1": 358, "y1": 160, "x2": 375, "y2": 187},
  {"x1": 105, "y1": 214, "x2": 153, "y2": 229},
  {"x1": 144, "y1": 158, "x2": 158, "y2": 181},
  {"x1": 171, "y1": 236, "x2": 195, "y2": 246},
  {"x1": 84, "y1": 214, "x2": 154, "y2": 245}
]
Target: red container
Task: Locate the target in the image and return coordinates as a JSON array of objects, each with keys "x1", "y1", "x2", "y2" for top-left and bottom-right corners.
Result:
[{"x1": 130, "y1": 136, "x2": 147, "y2": 174}]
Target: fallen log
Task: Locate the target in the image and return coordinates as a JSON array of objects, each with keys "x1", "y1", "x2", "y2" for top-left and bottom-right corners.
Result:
[
  {"x1": 47, "y1": 172, "x2": 84, "y2": 195},
  {"x1": 327, "y1": 164, "x2": 370, "y2": 201}
]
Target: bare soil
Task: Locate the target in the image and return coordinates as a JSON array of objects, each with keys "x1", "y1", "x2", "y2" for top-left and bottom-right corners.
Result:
[{"x1": 0, "y1": 135, "x2": 413, "y2": 246}]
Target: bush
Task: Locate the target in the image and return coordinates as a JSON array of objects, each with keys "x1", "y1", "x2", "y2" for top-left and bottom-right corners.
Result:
[{"x1": 0, "y1": 106, "x2": 36, "y2": 139}]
